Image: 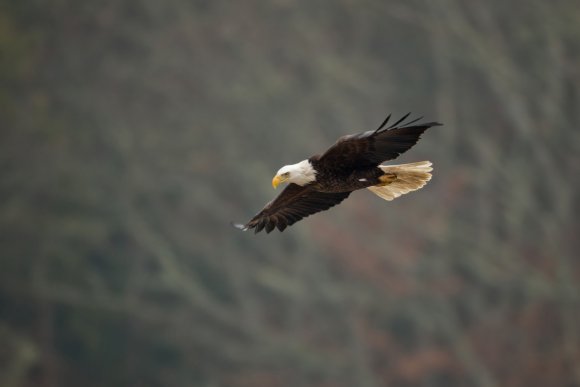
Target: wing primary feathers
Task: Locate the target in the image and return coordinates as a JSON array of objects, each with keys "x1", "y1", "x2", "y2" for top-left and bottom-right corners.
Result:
[
  {"x1": 401, "y1": 115, "x2": 423, "y2": 126},
  {"x1": 374, "y1": 113, "x2": 391, "y2": 133},
  {"x1": 375, "y1": 113, "x2": 427, "y2": 134},
  {"x1": 254, "y1": 219, "x2": 266, "y2": 233},
  {"x1": 388, "y1": 112, "x2": 411, "y2": 129},
  {"x1": 265, "y1": 219, "x2": 276, "y2": 233},
  {"x1": 234, "y1": 186, "x2": 351, "y2": 234}
]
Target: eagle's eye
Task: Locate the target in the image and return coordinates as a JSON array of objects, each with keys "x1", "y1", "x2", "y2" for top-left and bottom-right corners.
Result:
[{"x1": 281, "y1": 172, "x2": 290, "y2": 178}]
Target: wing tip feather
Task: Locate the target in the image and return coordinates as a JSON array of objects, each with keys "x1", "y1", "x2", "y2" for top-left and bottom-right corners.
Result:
[
  {"x1": 374, "y1": 113, "x2": 392, "y2": 133},
  {"x1": 231, "y1": 222, "x2": 249, "y2": 231},
  {"x1": 377, "y1": 113, "x2": 443, "y2": 132},
  {"x1": 386, "y1": 112, "x2": 411, "y2": 129}
]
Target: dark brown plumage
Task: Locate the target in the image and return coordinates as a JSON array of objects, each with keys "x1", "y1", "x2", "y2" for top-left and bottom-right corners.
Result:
[
  {"x1": 235, "y1": 184, "x2": 350, "y2": 233},
  {"x1": 233, "y1": 114, "x2": 441, "y2": 233}
]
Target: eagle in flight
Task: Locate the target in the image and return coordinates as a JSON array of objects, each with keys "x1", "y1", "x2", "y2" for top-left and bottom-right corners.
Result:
[{"x1": 234, "y1": 113, "x2": 441, "y2": 233}]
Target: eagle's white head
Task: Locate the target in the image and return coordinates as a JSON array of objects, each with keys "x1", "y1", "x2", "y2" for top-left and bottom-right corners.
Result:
[{"x1": 272, "y1": 159, "x2": 316, "y2": 188}]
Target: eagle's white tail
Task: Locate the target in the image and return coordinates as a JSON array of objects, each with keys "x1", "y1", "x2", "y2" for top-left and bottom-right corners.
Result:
[{"x1": 367, "y1": 161, "x2": 433, "y2": 201}]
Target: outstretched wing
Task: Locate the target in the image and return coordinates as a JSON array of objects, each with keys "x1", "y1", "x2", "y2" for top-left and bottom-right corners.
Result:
[
  {"x1": 315, "y1": 113, "x2": 441, "y2": 170},
  {"x1": 233, "y1": 183, "x2": 351, "y2": 233}
]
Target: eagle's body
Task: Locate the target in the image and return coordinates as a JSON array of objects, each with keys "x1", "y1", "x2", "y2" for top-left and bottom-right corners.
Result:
[
  {"x1": 234, "y1": 113, "x2": 441, "y2": 233},
  {"x1": 309, "y1": 159, "x2": 384, "y2": 192}
]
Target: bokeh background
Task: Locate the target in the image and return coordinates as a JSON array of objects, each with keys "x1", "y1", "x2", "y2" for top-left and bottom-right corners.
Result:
[{"x1": 1, "y1": 1, "x2": 580, "y2": 386}]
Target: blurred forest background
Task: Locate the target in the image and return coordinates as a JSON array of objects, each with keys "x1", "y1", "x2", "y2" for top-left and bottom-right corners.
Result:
[{"x1": 1, "y1": 0, "x2": 580, "y2": 386}]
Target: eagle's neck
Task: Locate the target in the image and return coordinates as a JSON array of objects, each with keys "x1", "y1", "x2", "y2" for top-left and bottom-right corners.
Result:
[{"x1": 289, "y1": 159, "x2": 317, "y2": 186}]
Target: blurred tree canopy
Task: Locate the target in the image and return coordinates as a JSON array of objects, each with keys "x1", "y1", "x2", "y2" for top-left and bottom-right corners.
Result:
[{"x1": 1, "y1": 0, "x2": 579, "y2": 386}]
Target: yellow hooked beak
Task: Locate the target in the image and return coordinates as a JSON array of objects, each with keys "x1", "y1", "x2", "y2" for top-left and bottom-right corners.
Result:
[{"x1": 272, "y1": 174, "x2": 285, "y2": 189}]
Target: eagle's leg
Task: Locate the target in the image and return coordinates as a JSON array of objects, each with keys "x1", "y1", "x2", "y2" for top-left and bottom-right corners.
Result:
[{"x1": 377, "y1": 173, "x2": 397, "y2": 186}]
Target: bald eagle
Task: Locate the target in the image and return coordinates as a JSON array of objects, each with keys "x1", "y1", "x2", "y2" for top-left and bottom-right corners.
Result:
[{"x1": 234, "y1": 113, "x2": 441, "y2": 233}]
